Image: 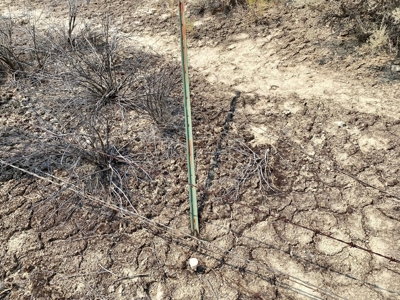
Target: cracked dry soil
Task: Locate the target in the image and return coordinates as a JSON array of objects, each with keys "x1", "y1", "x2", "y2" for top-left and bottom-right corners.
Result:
[{"x1": 1, "y1": 0, "x2": 400, "y2": 299}]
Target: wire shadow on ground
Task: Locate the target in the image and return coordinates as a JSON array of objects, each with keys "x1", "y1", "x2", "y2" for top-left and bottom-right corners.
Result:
[{"x1": 199, "y1": 90, "x2": 241, "y2": 210}]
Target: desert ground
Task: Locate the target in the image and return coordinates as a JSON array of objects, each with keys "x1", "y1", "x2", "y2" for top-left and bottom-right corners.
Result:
[{"x1": 1, "y1": 0, "x2": 400, "y2": 299}]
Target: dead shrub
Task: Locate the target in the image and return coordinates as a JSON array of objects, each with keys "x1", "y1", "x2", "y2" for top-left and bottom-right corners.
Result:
[
  {"x1": 50, "y1": 15, "x2": 181, "y2": 122},
  {"x1": 0, "y1": 15, "x2": 32, "y2": 78},
  {"x1": 0, "y1": 14, "x2": 52, "y2": 81},
  {"x1": 310, "y1": 0, "x2": 400, "y2": 53},
  {"x1": 0, "y1": 16, "x2": 25, "y2": 75},
  {"x1": 54, "y1": 21, "x2": 140, "y2": 109},
  {"x1": 134, "y1": 65, "x2": 182, "y2": 129}
]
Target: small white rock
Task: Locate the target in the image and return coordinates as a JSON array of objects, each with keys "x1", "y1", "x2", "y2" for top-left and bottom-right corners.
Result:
[{"x1": 189, "y1": 258, "x2": 198, "y2": 271}]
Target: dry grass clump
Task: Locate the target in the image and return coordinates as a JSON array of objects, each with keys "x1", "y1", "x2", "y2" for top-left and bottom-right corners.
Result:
[
  {"x1": 134, "y1": 65, "x2": 181, "y2": 128},
  {"x1": 308, "y1": 0, "x2": 400, "y2": 53},
  {"x1": 190, "y1": 0, "x2": 246, "y2": 15},
  {"x1": 392, "y1": 7, "x2": 400, "y2": 24},
  {"x1": 0, "y1": 17, "x2": 24, "y2": 75},
  {"x1": 56, "y1": 21, "x2": 142, "y2": 110},
  {"x1": 368, "y1": 26, "x2": 389, "y2": 51},
  {"x1": 189, "y1": 0, "x2": 275, "y2": 24},
  {"x1": 0, "y1": 15, "x2": 51, "y2": 80}
]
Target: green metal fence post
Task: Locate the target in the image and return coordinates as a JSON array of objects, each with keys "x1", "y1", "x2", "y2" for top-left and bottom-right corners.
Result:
[{"x1": 178, "y1": 0, "x2": 199, "y2": 236}]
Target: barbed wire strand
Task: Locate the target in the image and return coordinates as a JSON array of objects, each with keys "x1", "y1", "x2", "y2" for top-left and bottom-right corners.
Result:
[
  {"x1": 3, "y1": 122, "x2": 400, "y2": 297},
  {"x1": 253, "y1": 124, "x2": 400, "y2": 202},
  {"x1": 1, "y1": 160, "x2": 345, "y2": 300},
  {"x1": 8, "y1": 125, "x2": 399, "y2": 265},
  {"x1": 195, "y1": 182, "x2": 400, "y2": 264},
  {"x1": 208, "y1": 222, "x2": 400, "y2": 297}
]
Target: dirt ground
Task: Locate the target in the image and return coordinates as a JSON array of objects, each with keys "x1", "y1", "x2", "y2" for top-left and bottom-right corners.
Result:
[{"x1": 1, "y1": 0, "x2": 400, "y2": 299}]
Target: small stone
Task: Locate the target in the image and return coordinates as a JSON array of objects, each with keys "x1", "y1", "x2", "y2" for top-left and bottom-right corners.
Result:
[
  {"x1": 391, "y1": 65, "x2": 400, "y2": 72},
  {"x1": 214, "y1": 127, "x2": 223, "y2": 134},
  {"x1": 283, "y1": 110, "x2": 291, "y2": 116},
  {"x1": 189, "y1": 258, "x2": 198, "y2": 271},
  {"x1": 386, "y1": 178, "x2": 398, "y2": 187}
]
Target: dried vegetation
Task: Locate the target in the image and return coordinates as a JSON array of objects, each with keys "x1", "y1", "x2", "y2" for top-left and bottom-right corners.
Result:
[
  {"x1": 0, "y1": 0, "x2": 182, "y2": 210},
  {"x1": 309, "y1": 0, "x2": 400, "y2": 53}
]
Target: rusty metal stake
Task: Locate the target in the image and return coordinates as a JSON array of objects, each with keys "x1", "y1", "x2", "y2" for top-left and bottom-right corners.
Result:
[{"x1": 178, "y1": 0, "x2": 199, "y2": 236}]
